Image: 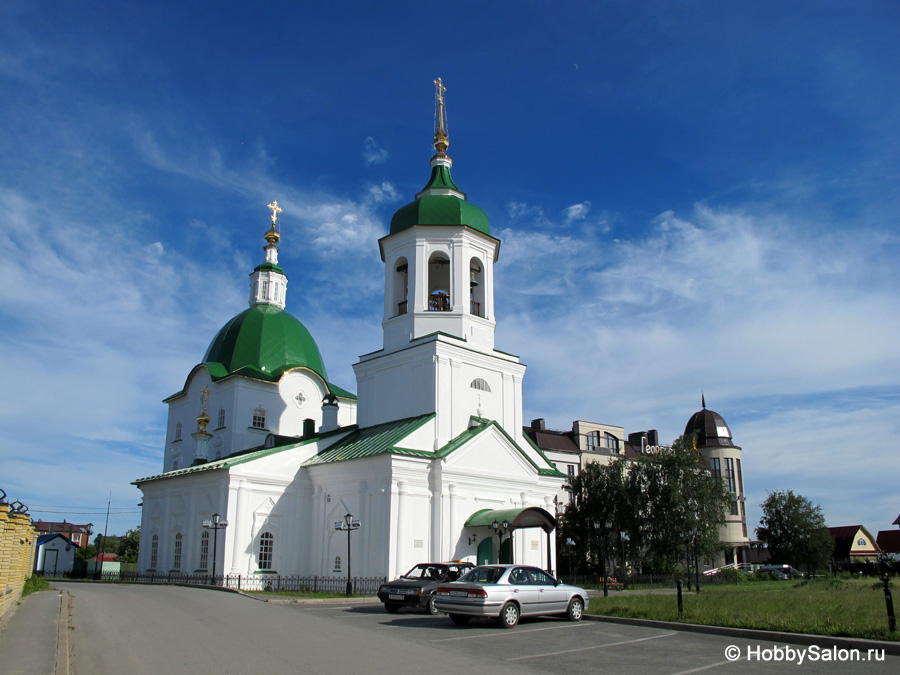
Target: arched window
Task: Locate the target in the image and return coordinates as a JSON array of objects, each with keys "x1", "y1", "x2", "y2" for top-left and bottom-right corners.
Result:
[
  {"x1": 470, "y1": 378, "x2": 491, "y2": 392},
  {"x1": 252, "y1": 407, "x2": 266, "y2": 429},
  {"x1": 217, "y1": 408, "x2": 226, "y2": 429},
  {"x1": 172, "y1": 460, "x2": 179, "y2": 470},
  {"x1": 428, "y1": 252, "x2": 450, "y2": 311},
  {"x1": 150, "y1": 534, "x2": 159, "y2": 569},
  {"x1": 469, "y1": 257, "x2": 485, "y2": 317},
  {"x1": 333, "y1": 556, "x2": 342, "y2": 572},
  {"x1": 394, "y1": 257, "x2": 409, "y2": 316},
  {"x1": 603, "y1": 432, "x2": 619, "y2": 452},
  {"x1": 199, "y1": 531, "x2": 210, "y2": 570},
  {"x1": 173, "y1": 533, "x2": 182, "y2": 570},
  {"x1": 585, "y1": 431, "x2": 601, "y2": 451},
  {"x1": 174, "y1": 422, "x2": 182, "y2": 441},
  {"x1": 259, "y1": 532, "x2": 274, "y2": 570}
]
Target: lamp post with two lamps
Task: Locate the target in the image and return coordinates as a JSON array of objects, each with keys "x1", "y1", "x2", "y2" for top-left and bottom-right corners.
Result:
[
  {"x1": 491, "y1": 519, "x2": 510, "y2": 564},
  {"x1": 202, "y1": 513, "x2": 228, "y2": 586},
  {"x1": 594, "y1": 518, "x2": 613, "y2": 597},
  {"x1": 335, "y1": 513, "x2": 361, "y2": 595}
]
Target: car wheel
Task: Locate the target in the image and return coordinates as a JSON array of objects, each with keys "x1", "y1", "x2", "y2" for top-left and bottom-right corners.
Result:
[
  {"x1": 426, "y1": 595, "x2": 439, "y2": 615},
  {"x1": 449, "y1": 613, "x2": 471, "y2": 626},
  {"x1": 498, "y1": 602, "x2": 519, "y2": 628},
  {"x1": 566, "y1": 597, "x2": 584, "y2": 621},
  {"x1": 384, "y1": 603, "x2": 401, "y2": 614}
]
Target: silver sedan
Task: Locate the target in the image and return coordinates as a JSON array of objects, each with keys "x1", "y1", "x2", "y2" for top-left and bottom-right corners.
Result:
[{"x1": 433, "y1": 564, "x2": 588, "y2": 628}]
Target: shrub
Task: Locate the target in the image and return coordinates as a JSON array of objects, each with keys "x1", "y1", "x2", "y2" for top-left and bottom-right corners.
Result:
[
  {"x1": 715, "y1": 568, "x2": 748, "y2": 584},
  {"x1": 22, "y1": 576, "x2": 50, "y2": 597}
]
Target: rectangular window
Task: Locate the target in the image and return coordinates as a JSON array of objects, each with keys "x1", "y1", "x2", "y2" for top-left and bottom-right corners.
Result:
[
  {"x1": 150, "y1": 534, "x2": 159, "y2": 569},
  {"x1": 736, "y1": 458, "x2": 744, "y2": 494},
  {"x1": 730, "y1": 500, "x2": 739, "y2": 516},
  {"x1": 217, "y1": 408, "x2": 226, "y2": 429},
  {"x1": 709, "y1": 457, "x2": 721, "y2": 480},
  {"x1": 333, "y1": 556, "x2": 341, "y2": 573},
  {"x1": 724, "y1": 458, "x2": 736, "y2": 493},
  {"x1": 567, "y1": 464, "x2": 575, "y2": 478},
  {"x1": 259, "y1": 532, "x2": 274, "y2": 570},
  {"x1": 173, "y1": 533, "x2": 182, "y2": 570},
  {"x1": 252, "y1": 409, "x2": 266, "y2": 429},
  {"x1": 199, "y1": 532, "x2": 209, "y2": 570}
]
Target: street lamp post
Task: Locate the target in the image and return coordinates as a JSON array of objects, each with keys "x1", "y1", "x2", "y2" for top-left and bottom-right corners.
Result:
[
  {"x1": 594, "y1": 519, "x2": 613, "y2": 597},
  {"x1": 202, "y1": 513, "x2": 228, "y2": 586},
  {"x1": 491, "y1": 519, "x2": 510, "y2": 563},
  {"x1": 334, "y1": 513, "x2": 361, "y2": 595},
  {"x1": 693, "y1": 527, "x2": 701, "y2": 593},
  {"x1": 620, "y1": 530, "x2": 629, "y2": 589}
]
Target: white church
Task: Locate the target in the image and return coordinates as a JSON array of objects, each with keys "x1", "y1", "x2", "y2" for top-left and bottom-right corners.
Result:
[{"x1": 134, "y1": 80, "x2": 566, "y2": 584}]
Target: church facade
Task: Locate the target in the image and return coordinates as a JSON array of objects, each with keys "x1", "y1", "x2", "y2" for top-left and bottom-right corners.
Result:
[{"x1": 134, "y1": 81, "x2": 565, "y2": 583}]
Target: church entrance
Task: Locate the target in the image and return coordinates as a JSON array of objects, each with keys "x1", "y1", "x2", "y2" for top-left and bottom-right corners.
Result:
[{"x1": 477, "y1": 537, "x2": 493, "y2": 565}]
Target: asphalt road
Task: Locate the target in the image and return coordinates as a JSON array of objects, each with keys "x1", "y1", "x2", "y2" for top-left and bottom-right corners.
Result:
[{"x1": 55, "y1": 583, "x2": 899, "y2": 675}]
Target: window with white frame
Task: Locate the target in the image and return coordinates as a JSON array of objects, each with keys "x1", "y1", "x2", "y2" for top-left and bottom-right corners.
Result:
[
  {"x1": 174, "y1": 422, "x2": 182, "y2": 441},
  {"x1": 252, "y1": 407, "x2": 266, "y2": 429},
  {"x1": 173, "y1": 533, "x2": 182, "y2": 570},
  {"x1": 259, "y1": 532, "x2": 274, "y2": 570},
  {"x1": 333, "y1": 556, "x2": 341, "y2": 572},
  {"x1": 585, "y1": 431, "x2": 600, "y2": 451},
  {"x1": 217, "y1": 408, "x2": 226, "y2": 429},
  {"x1": 199, "y1": 531, "x2": 209, "y2": 570},
  {"x1": 150, "y1": 534, "x2": 159, "y2": 569}
]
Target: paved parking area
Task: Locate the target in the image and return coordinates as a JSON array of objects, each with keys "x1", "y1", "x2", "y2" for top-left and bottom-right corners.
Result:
[{"x1": 293, "y1": 602, "x2": 900, "y2": 675}]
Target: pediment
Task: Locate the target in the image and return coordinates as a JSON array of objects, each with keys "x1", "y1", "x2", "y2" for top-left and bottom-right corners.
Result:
[{"x1": 443, "y1": 425, "x2": 537, "y2": 479}]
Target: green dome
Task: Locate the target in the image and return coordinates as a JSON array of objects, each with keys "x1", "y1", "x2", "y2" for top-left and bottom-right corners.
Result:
[
  {"x1": 203, "y1": 304, "x2": 328, "y2": 383},
  {"x1": 389, "y1": 163, "x2": 490, "y2": 236}
]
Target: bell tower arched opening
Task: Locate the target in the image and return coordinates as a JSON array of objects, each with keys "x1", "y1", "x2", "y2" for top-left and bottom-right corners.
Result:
[
  {"x1": 428, "y1": 252, "x2": 450, "y2": 311},
  {"x1": 469, "y1": 257, "x2": 485, "y2": 317},
  {"x1": 393, "y1": 257, "x2": 409, "y2": 316}
]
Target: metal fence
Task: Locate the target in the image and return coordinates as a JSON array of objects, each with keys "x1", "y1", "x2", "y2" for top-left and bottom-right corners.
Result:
[
  {"x1": 558, "y1": 572, "x2": 743, "y2": 590},
  {"x1": 33, "y1": 569, "x2": 387, "y2": 595}
]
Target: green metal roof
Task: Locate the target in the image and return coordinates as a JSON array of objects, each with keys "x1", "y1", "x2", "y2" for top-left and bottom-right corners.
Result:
[
  {"x1": 389, "y1": 163, "x2": 489, "y2": 236},
  {"x1": 132, "y1": 433, "x2": 321, "y2": 485},
  {"x1": 302, "y1": 414, "x2": 435, "y2": 466},
  {"x1": 253, "y1": 262, "x2": 285, "y2": 274},
  {"x1": 390, "y1": 195, "x2": 490, "y2": 236},
  {"x1": 464, "y1": 507, "x2": 557, "y2": 532},
  {"x1": 203, "y1": 303, "x2": 328, "y2": 383}
]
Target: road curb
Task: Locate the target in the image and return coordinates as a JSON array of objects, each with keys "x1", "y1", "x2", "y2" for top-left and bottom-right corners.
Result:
[
  {"x1": 585, "y1": 614, "x2": 900, "y2": 656},
  {"x1": 56, "y1": 590, "x2": 69, "y2": 675}
]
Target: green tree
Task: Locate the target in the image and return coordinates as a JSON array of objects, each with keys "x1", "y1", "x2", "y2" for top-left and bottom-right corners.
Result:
[
  {"x1": 117, "y1": 527, "x2": 140, "y2": 563},
  {"x1": 565, "y1": 459, "x2": 626, "y2": 575},
  {"x1": 628, "y1": 436, "x2": 729, "y2": 573},
  {"x1": 756, "y1": 490, "x2": 833, "y2": 574}
]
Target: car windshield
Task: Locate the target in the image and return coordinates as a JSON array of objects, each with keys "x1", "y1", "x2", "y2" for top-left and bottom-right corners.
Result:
[
  {"x1": 401, "y1": 564, "x2": 446, "y2": 580},
  {"x1": 459, "y1": 566, "x2": 504, "y2": 584}
]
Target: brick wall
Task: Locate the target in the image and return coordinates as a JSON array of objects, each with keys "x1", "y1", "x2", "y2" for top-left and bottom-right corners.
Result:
[{"x1": 0, "y1": 499, "x2": 38, "y2": 621}]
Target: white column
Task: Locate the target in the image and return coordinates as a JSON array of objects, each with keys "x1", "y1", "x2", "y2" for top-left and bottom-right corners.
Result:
[{"x1": 395, "y1": 481, "x2": 407, "y2": 577}]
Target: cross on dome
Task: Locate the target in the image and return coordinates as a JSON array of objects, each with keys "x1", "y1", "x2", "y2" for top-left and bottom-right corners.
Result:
[
  {"x1": 433, "y1": 77, "x2": 449, "y2": 156},
  {"x1": 268, "y1": 200, "x2": 282, "y2": 225}
]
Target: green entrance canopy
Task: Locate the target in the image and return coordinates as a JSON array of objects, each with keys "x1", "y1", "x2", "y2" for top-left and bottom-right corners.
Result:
[{"x1": 464, "y1": 507, "x2": 556, "y2": 533}]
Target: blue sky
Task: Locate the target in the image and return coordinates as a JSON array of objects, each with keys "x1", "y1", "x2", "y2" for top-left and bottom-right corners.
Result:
[{"x1": 1, "y1": 1, "x2": 898, "y2": 540}]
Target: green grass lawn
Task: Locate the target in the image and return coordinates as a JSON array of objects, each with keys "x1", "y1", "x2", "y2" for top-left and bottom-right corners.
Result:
[{"x1": 587, "y1": 578, "x2": 898, "y2": 641}]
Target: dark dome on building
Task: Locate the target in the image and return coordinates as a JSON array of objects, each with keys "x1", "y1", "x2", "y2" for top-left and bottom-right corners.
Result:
[{"x1": 684, "y1": 397, "x2": 735, "y2": 448}]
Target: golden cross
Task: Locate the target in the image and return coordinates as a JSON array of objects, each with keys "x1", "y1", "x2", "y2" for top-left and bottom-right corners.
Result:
[
  {"x1": 267, "y1": 200, "x2": 282, "y2": 226},
  {"x1": 200, "y1": 384, "x2": 211, "y2": 411},
  {"x1": 433, "y1": 77, "x2": 446, "y2": 105}
]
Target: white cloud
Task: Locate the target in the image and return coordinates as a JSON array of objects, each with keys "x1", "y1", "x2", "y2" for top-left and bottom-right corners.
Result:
[
  {"x1": 363, "y1": 136, "x2": 388, "y2": 165},
  {"x1": 564, "y1": 201, "x2": 591, "y2": 224},
  {"x1": 367, "y1": 181, "x2": 400, "y2": 204}
]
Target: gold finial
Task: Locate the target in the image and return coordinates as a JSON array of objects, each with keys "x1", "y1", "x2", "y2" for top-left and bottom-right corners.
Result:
[
  {"x1": 196, "y1": 384, "x2": 211, "y2": 434},
  {"x1": 433, "y1": 77, "x2": 449, "y2": 155},
  {"x1": 265, "y1": 200, "x2": 281, "y2": 246}
]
